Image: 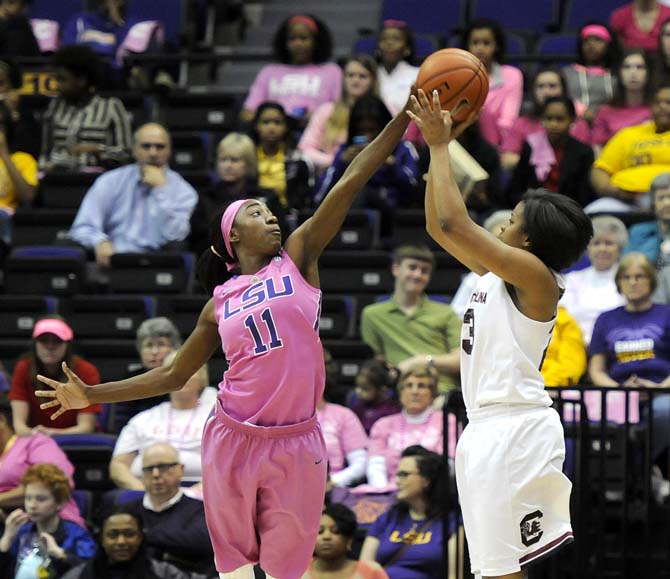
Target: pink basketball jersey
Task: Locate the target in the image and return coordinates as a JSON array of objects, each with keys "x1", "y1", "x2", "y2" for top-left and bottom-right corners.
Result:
[{"x1": 213, "y1": 250, "x2": 325, "y2": 426}]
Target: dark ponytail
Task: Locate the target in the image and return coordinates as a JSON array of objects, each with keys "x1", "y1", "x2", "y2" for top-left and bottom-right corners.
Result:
[{"x1": 196, "y1": 207, "x2": 239, "y2": 295}]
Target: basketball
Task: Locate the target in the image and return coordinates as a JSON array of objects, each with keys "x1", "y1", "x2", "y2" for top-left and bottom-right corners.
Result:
[{"x1": 416, "y1": 48, "x2": 489, "y2": 124}]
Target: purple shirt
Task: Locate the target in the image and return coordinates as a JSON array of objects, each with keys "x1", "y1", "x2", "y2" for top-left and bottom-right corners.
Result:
[
  {"x1": 349, "y1": 396, "x2": 400, "y2": 433},
  {"x1": 243, "y1": 63, "x2": 343, "y2": 116},
  {"x1": 589, "y1": 304, "x2": 670, "y2": 383},
  {"x1": 368, "y1": 507, "x2": 443, "y2": 579},
  {"x1": 213, "y1": 250, "x2": 324, "y2": 426},
  {"x1": 0, "y1": 434, "x2": 85, "y2": 527}
]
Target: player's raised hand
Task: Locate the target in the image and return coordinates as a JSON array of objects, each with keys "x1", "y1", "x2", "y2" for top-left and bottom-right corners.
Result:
[
  {"x1": 406, "y1": 89, "x2": 453, "y2": 146},
  {"x1": 35, "y1": 362, "x2": 91, "y2": 420}
]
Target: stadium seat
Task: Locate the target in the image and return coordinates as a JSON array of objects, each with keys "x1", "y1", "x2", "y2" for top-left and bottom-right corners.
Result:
[
  {"x1": 381, "y1": 0, "x2": 464, "y2": 35},
  {"x1": 12, "y1": 208, "x2": 76, "y2": 246},
  {"x1": 5, "y1": 246, "x2": 87, "y2": 296},
  {"x1": 320, "y1": 295, "x2": 356, "y2": 340},
  {"x1": 155, "y1": 295, "x2": 208, "y2": 336},
  {"x1": 71, "y1": 489, "x2": 94, "y2": 523},
  {"x1": 319, "y1": 251, "x2": 393, "y2": 294},
  {"x1": 125, "y1": 0, "x2": 185, "y2": 45},
  {"x1": 563, "y1": 0, "x2": 626, "y2": 32},
  {"x1": 298, "y1": 210, "x2": 381, "y2": 251},
  {"x1": 164, "y1": 92, "x2": 238, "y2": 131},
  {"x1": 429, "y1": 253, "x2": 469, "y2": 295},
  {"x1": 536, "y1": 33, "x2": 577, "y2": 68},
  {"x1": 59, "y1": 295, "x2": 155, "y2": 339},
  {"x1": 108, "y1": 252, "x2": 195, "y2": 294},
  {"x1": 322, "y1": 339, "x2": 374, "y2": 385},
  {"x1": 76, "y1": 339, "x2": 142, "y2": 382},
  {"x1": 0, "y1": 296, "x2": 56, "y2": 339},
  {"x1": 27, "y1": 0, "x2": 83, "y2": 28},
  {"x1": 470, "y1": 0, "x2": 560, "y2": 35},
  {"x1": 53, "y1": 433, "x2": 117, "y2": 492},
  {"x1": 0, "y1": 338, "x2": 32, "y2": 375},
  {"x1": 38, "y1": 172, "x2": 97, "y2": 209},
  {"x1": 170, "y1": 131, "x2": 212, "y2": 171},
  {"x1": 395, "y1": 209, "x2": 440, "y2": 249}
]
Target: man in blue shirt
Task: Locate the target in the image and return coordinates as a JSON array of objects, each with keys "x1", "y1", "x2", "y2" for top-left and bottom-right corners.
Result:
[{"x1": 69, "y1": 122, "x2": 198, "y2": 267}]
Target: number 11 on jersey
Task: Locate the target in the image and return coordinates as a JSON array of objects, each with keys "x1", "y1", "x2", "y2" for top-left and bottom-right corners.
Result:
[{"x1": 244, "y1": 308, "x2": 283, "y2": 355}]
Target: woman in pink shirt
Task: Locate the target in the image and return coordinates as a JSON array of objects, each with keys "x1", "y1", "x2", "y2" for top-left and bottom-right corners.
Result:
[
  {"x1": 35, "y1": 98, "x2": 415, "y2": 579},
  {"x1": 462, "y1": 17, "x2": 523, "y2": 148},
  {"x1": 299, "y1": 54, "x2": 378, "y2": 172},
  {"x1": 592, "y1": 47, "x2": 653, "y2": 151},
  {"x1": 610, "y1": 0, "x2": 670, "y2": 52},
  {"x1": 241, "y1": 14, "x2": 342, "y2": 125},
  {"x1": 365, "y1": 363, "x2": 455, "y2": 490}
]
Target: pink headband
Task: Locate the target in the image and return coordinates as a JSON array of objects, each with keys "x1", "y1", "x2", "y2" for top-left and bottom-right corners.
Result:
[
  {"x1": 221, "y1": 199, "x2": 252, "y2": 272},
  {"x1": 289, "y1": 15, "x2": 318, "y2": 33},
  {"x1": 581, "y1": 25, "x2": 611, "y2": 43}
]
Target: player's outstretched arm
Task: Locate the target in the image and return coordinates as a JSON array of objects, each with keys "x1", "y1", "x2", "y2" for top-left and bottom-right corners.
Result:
[
  {"x1": 285, "y1": 98, "x2": 412, "y2": 273},
  {"x1": 410, "y1": 90, "x2": 557, "y2": 308},
  {"x1": 36, "y1": 300, "x2": 221, "y2": 420}
]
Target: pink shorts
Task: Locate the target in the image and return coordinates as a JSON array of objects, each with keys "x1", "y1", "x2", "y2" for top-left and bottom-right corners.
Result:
[{"x1": 201, "y1": 400, "x2": 327, "y2": 579}]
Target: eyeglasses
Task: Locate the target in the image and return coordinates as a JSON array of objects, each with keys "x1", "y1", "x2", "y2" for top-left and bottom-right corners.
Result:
[
  {"x1": 395, "y1": 471, "x2": 420, "y2": 479},
  {"x1": 141, "y1": 462, "x2": 179, "y2": 475}
]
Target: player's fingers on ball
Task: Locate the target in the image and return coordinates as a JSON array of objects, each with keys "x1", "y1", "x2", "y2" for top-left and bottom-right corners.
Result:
[
  {"x1": 418, "y1": 89, "x2": 431, "y2": 109},
  {"x1": 432, "y1": 90, "x2": 441, "y2": 108}
]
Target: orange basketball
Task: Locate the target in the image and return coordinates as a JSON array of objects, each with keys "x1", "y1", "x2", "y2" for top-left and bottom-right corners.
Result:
[{"x1": 416, "y1": 48, "x2": 489, "y2": 124}]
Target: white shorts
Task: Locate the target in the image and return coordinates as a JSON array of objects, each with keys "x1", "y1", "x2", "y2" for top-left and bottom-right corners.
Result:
[{"x1": 455, "y1": 405, "x2": 573, "y2": 577}]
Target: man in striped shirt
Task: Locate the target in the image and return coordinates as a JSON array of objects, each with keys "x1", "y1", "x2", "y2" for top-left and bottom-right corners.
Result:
[{"x1": 39, "y1": 45, "x2": 132, "y2": 172}]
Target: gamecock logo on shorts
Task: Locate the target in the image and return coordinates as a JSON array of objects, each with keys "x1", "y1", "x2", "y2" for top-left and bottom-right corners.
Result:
[{"x1": 520, "y1": 510, "x2": 544, "y2": 547}]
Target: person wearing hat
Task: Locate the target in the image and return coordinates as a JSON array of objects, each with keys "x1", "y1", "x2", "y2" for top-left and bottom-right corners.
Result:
[{"x1": 9, "y1": 316, "x2": 101, "y2": 435}]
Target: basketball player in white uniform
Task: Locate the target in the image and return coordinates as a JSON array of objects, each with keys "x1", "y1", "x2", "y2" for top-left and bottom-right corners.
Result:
[{"x1": 407, "y1": 90, "x2": 593, "y2": 579}]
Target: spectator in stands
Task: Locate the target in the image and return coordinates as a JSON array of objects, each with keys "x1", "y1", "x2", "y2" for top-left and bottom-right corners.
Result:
[
  {"x1": 251, "y1": 102, "x2": 314, "y2": 211},
  {"x1": 39, "y1": 45, "x2": 132, "y2": 172},
  {"x1": 364, "y1": 364, "x2": 452, "y2": 490},
  {"x1": 62, "y1": 507, "x2": 197, "y2": 579},
  {"x1": 0, "y1": 0, "x2": 39, "y2": 57},
  {"x1": 299, "y1": 54, "x2": 378, "y2": 172},
  {"x1": 588, "y1": 252, "x2": 670, "y2": 486},
  {"x1": 110, "y1": 351, "x2": 215, "y2": 490},
  {"x1": 348, "y1": 359, "x2": 400, "y2": 434},
  {"x1": 376, "y1": 20, "x2": 419, "y2": 117},
  {"x1": 654, "y1": 18, "x2": 670, "y2": 85},
  {"x1": 0, "y1": 464, "x2": 96, "y2": 578},
  {"x1": 541, "y1": 306, "x2": 587, "y2": 387},
  {"x1": 62, "y1": 0, "x2": 166, "y2": 90},
  {"x1": 10, "y1": 317, "x2": 101, "y2": 436},
  {"x1": 0, "y1": 100, "x2": 38, "y2": 261},
  {"x1": 589, "y1": 84, "x2": 670, "y2": 213},
  {"x1": 127, "y1": 442, "x2": 215, "y2": 576},
  {"x1": 462, "y1": 17, "x2": 523, "y2": 147},
  {"x1": 68, "y1": 122, "x2": 198, "y2": 267},
  {"x1": 302, "y1": 503, "x2": 388, "y2": 579},
  {"x1": 190, "y1": 132, "x2": 284, "y2": 256},
  {"x1": 240, "y1": 14, "x2": 342, "y2": 125},
  {"x1": 360, "y1": 446, "x2": 447, "y2": 577},
  {"x1": 610, "y1": 0, "x2": 670, "y2": 52},
  {"x1": 592, "y1": 47, "x2": 653, "y2": 152},
  {"x1": 501, "y1": 67, "x2": 589, "y2": 170},
  {"x1": 450, "y1": 210, "x2": 511, "y2": 319},
  {"x1": 0, "y1": 58, "x2": 40, "y2": 157},
  {"x1": 0, "y1": 395, "x2": 85, "y2": 526},
  {"x1": 316, "y1": 383, "x2": 368, "y2": 489},
  {"x1": 108, "y1": 317, "x2": 181, "y2": 434},
  {"x1": 561, "y1": 216, "x2": 628, "y2": 346},
  {"x1": 315, "y1": 95, "x2": 420, "y2": 238},
  {"x1": 505, "y1": 97, "x2": 595, "y2": 208},
  {"x1": 625, "y1": 172, "x2": 670, "y2": 267},
  {"x1": 360, "y1": 245, "x2": 461, "y2": 393},
  {"x1": 563, "y1": 21, "x2": 620, "y2": 125}
]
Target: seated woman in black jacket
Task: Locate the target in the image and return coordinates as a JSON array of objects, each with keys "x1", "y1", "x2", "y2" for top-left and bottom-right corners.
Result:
[{"x1": 505, "y1": 96, "x2": 595, "y2": 208}]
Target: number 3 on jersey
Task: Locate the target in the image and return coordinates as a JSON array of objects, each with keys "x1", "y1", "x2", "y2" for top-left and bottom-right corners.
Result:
[
  {"x1": 244, "y1": 308, "x2": 283, "y2": 355},
  {"x1": 462, "y1": 308, "x2": 474, "y2": 355}
]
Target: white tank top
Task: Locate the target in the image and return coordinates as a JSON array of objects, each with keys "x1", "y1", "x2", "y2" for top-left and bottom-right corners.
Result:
[{"x1": 460, "y1": 272, "x2": 559, "y2": 415}]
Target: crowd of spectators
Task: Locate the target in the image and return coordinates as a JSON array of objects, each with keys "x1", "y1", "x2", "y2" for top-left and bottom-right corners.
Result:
[{"x1": 1, "y1": 1, "x2": 670, "y2": 577}]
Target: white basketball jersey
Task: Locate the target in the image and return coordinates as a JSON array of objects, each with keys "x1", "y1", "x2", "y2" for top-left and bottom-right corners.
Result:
[{"x1": 460, "y1": 272, "x2": 558, "y2": 412}]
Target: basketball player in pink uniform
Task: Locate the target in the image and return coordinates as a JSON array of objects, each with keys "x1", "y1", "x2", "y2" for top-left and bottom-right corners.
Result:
[
  {"x1": 33, "y1": 101, "x2": 414, "y2": 579},
  {"x1": 407, "y1": 90, "x2": 593, "y2": 579}
]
